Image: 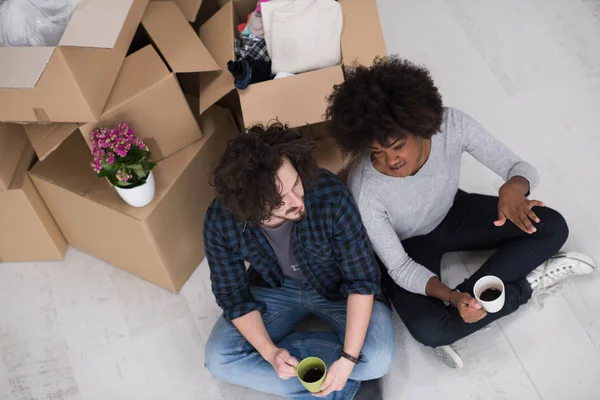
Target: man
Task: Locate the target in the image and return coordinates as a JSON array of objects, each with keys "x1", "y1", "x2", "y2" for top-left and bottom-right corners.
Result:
[{"x1": 203, "y1": 123, "x2": 395, "y2": 399}]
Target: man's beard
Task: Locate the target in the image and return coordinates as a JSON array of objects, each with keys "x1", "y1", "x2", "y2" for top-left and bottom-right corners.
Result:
[
  {"x1": 284, "y1": 205, "x2": 306, "y2": 221},
  {"x1": 287, "y1": 210, "x2": 307, "y2": 221}
]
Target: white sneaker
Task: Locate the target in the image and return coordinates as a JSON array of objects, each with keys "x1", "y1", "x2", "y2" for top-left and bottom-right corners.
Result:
[
  {"x1": 527, "y1": 251, "x2": 596, "y2": 307},
  {"x1": 433, "y1": 345, "x2": 464, "y2": 370}
]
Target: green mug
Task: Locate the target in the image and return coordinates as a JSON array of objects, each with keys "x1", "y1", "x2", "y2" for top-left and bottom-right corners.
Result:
[{"x1": 296, "y1": 357, "x2": 327, "y2": 393}]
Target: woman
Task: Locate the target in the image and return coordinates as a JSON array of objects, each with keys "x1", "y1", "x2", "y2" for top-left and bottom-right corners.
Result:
[{"x1": 325, "y1": 56, "x2": 596, "y2": 369}]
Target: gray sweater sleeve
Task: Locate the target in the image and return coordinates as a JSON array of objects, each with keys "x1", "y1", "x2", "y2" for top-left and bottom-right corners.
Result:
[
  {"x1": 454, "y1": 108, "x2": 540, "y2": 191},
  {"x1": 357, "y1": 192, "x2": 437, "y2": 295}
]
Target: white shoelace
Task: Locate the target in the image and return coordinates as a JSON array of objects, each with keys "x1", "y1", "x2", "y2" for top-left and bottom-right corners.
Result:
[{"x1": 531, "y1": 260, "x2": 572, "y2": 308}]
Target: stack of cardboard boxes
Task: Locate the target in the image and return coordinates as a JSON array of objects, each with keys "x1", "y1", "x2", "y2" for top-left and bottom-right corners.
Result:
[{"x1": 0, "y1": 0, "x2": 385, "y2": 292}]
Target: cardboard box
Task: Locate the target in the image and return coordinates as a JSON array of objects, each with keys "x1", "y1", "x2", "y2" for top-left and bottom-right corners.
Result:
[
  {"x1": 24, "y1": 46, "x2": 203, "y2": 162},
  {"x1": 152, "y1": 0, "x2": 205, "y2": 22},
  {"x1": 24, "y1": 2, "x2": 220, "y2": 162},
  {"x1": 0, "y1": 0, "x2": 149, "y2": 123},
  {"x1": 29, "y1": 106, "x2": 237, "y2": 292},
  {"x1": 78, "y1": 45, "x2": 206, "y2": 161},
  {"x1": 198, "y1": 0, "x2": 386, "y2": 128},
  {"x1": 297, "y1": 122, "x2": 345, "y2": 174},
  {"x1": 0, "y1": 143, "x2": 67, "y2": 262},
  {"x1": 0, "y1": 123, "x2": 29, "y2": 190}
]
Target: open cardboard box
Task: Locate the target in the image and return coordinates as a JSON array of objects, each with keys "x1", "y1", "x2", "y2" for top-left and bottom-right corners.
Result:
[
  {"x1": 23, "y1": 1, "x2": 220, "y2": 162},
  {"x1": 29, "y1": 105, "x2": 237, "y2": 292},
  {"x1": 152, "y1": 0, "x2": 205, "y2": 22},
  {"x1": 0, "y1": 0, "x2": 149, "y2": 123},
  {"x1": 294, "y1": 121, "x2": 346, "y2": 174},
  {"x1": 198, "y1": 0, "x2": 386, "y2": 128},
  {"x1": 0, "y1": 123, "x2": 30, "y2": 190},
  {"x1": 0, "y1": 141, "x2": 67, "y2": 262}
]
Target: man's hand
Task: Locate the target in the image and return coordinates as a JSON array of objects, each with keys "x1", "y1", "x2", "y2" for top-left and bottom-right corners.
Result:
[
  {"x1": 268, "y1": 348, "x2": 299, "y2": 380},
  {"x1": 450, "y1": 291, "x2": 487, "y2": 323},
  {"x1": 313, "y1": 357, "x2": 355, "y2": 397},
  {"x1": 495, "y1": 182, "x2": 545, "y2": 234}
]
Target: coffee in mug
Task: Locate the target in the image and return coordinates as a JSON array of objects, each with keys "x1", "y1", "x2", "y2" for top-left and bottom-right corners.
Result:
[
  {"x1": 297, "y1": 357, "x2": 327, "y2": 393},
  {"x1": 302, "y1": 367, "x2": 325, "y2": 383},
  {"x1": 473, "y1": 275, "x2": 506, "y2": 313},
  {"x1": 480, "y1": 288, "x2": 502, "y2": 301}
]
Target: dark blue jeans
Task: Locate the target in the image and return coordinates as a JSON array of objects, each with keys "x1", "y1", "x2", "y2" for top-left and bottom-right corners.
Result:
[
  {"x1": 205, "y1": 279, "x2": 395, "y2": 399},
  {"x1": 382, "y1": 190, "x2": 569, "y2": 348}
]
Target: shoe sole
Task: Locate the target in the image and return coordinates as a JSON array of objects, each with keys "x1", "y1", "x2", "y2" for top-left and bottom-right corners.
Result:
[
  {"x1": 434, "y1": 346, "x2": 464, "y2": 370},
  {"x1": 552, "y1": 251, "x2": 597, "y2": 273}
]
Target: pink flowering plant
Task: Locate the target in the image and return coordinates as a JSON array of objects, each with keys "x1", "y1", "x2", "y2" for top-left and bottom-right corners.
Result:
[{"x1": 90, "y1": 123, "x2": 156, "y2": 188}]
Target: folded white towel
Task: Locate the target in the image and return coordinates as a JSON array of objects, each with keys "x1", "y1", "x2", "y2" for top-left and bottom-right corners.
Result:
[{"x1": 262, "y1": 0, "x2": 342, "y2": 74}]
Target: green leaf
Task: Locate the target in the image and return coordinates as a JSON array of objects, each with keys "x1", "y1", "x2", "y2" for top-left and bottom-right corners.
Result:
[
  {"x1": 130, "y1": 165, "x2": 147, "y2": 178},
  {"x1": 102, "y1": 162, "x2": 117, "y2": 172},
  {"x1": 115, "y1": 180, "x2": 132, "y2": 187}
]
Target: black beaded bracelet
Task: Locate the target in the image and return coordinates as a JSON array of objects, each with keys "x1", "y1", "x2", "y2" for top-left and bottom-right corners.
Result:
[{"x1": 340, "y1": 350, "x2": 360, "y2": 364}]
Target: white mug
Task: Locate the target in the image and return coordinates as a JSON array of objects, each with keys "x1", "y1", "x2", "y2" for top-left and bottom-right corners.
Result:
[{"x1": 473, "y1": 275, "x2": 505, "y2": 313}]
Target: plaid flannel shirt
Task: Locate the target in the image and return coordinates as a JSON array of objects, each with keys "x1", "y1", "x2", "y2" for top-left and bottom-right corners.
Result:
[
  {"x1": 203, "y1": 169, "x2": 381, "y2": 321},
  {"x1": 234, "y1": 35, "x2": 271, "y2": 62}
]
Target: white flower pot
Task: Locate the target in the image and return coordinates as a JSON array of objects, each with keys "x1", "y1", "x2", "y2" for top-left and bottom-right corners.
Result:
[{"x1": 114, "y1": 172, "x2": 156, "y2": 207}]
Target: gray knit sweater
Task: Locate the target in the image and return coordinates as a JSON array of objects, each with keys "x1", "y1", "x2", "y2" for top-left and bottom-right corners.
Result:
[{"x1": 347, "y1": 107, "x2": 539, "y2": 295}]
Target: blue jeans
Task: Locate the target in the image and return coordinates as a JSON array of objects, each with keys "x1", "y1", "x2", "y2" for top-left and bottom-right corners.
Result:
[{"x1": 205, "y1": 279, "x2": 395, "y2": 399}]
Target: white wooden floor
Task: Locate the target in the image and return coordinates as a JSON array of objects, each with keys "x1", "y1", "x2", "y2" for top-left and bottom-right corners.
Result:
[{"x1": 2, "y1": 0, "x2": 600, "y2": 399}]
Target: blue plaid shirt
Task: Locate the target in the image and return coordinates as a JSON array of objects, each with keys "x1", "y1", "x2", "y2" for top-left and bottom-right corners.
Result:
[{"x1": 203, "y1": 169, "x2": 381, "y2": 321}]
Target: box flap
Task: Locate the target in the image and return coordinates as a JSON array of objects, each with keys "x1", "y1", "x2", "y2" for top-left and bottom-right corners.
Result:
[
  {"x1": 23, "y1": 123, "x2": 79, "y2": 161},
  {"x1": 238, "y1": 66, "x2": 344, "y2": 128},
  {"x1": 101, "y1": 46, "x2": 171, "y2": 113},
  {"x1": 199, "y1": 1, "x2": 235, "y2": 70},
  {"x1": 198, "y1": 1, "x2": 236, "y2": 113},
  {"x1": 60, "y1": 0, "x2": 134, "y2": 49},
  {"x1": 0, "y1": 175, "x2": 67, "y2": 262},
  {"x1": 232, "y1": 0, "x2": 257, "y2": 21},
  {"x1": 90, "y1": 107, "x2": 233, "y2": 221},
  {"x1": 79, "y1": 72, "x2": 203, "y2": 162},
  {"x1": 146, "y1": 105, "x2": 237, "y2": 291},
  {"x1": 31, "y1": 122, "x2": 203, "y2": 222},
  {"x1": 339, "y1": 0, "x2": 387, "y2": 67},
  {"x1": 0, "y1": 47, "x2": 56, "y2": 89},
  {"x1": 142, "y1": 2, "x2": 219, "y2": 73},
  {"x1": 8, "y1": 141, "x2": 36, "y2": 190},
  {"x1": 152, "y1": 0, "x2": 203, "y2": 22},
  {"x1": 0, "y1": 123, "x2": 29, "y2": 190},
  {"x1": 29, "y1": 133, "x2": 99, "y2": 197}
]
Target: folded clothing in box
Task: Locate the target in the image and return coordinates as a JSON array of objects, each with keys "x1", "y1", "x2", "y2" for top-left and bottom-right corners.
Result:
[
  {"x1": 198, "y1": 0, "x2": 386, "y2": 129},
  {"x1": 262, "y1": 0, "x2": 342, "y2": 74}
]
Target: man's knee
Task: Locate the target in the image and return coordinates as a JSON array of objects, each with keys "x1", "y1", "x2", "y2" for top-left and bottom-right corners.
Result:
[
  {"x1": 358, "y1": 303, "x2": 396, "y2": 378},
  {"x1": 204, "y1": 320, "x2": 242, "y2": 379},
  {"x1": 204, "y1": 334, "x2": 228, "y2": 379}
]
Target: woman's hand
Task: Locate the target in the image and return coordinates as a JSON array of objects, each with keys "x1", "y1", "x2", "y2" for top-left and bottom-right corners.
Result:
[
  {"x1": 495, "y1": 181, "x2": 545, "y2": 234},
  {"x1": 450, "y1": 291, "x2": 487, "y2": 323}
]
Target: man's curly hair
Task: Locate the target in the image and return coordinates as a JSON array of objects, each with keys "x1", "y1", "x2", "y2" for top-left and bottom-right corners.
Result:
[
  {"x1": 325, "y1": 56, "x2": 444, "y2": 156},
  {"x1": 212, "y1": 123, "x2": 317, "y2": 224}
]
